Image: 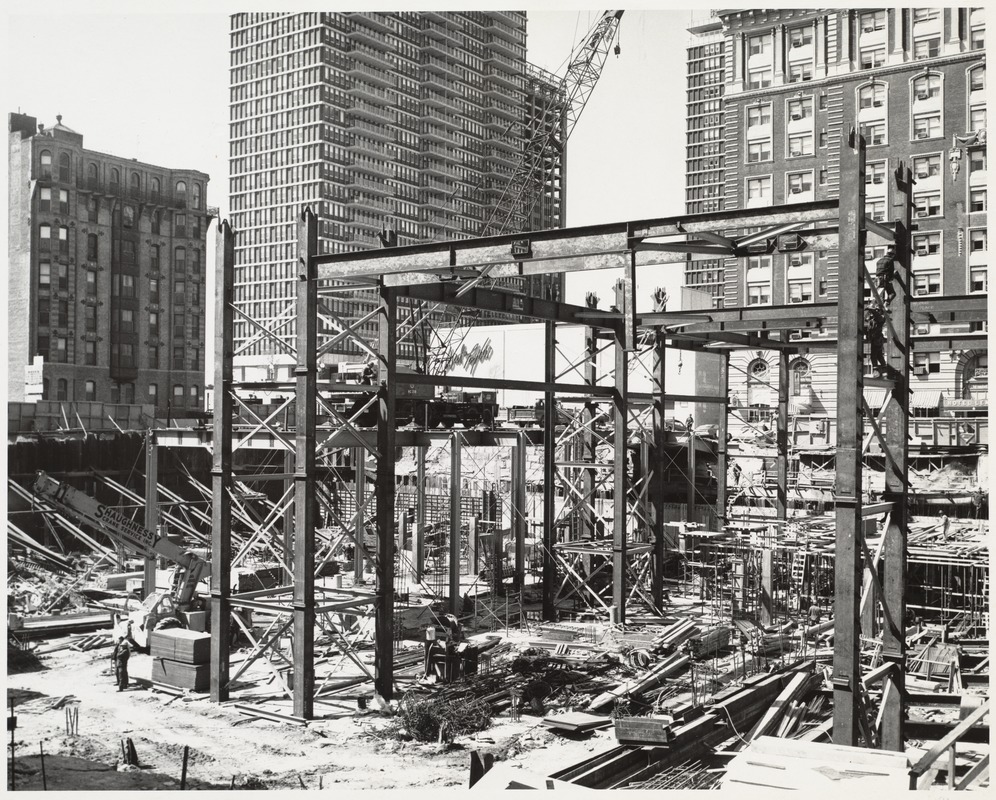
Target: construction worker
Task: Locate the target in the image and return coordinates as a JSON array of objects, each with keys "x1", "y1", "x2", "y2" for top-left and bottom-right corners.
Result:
[
  {"x1": 863, "y1": 302, "x2": 888, "y2": 376},
  {"x1": 875, "y1": 245, "x2": 897, "y2": 306},
  {"x1": 807, "y1": 600, "x2": 821, "y2": 626},
  {"x1": 112, "y1": 635, "x2": 131, "y2": 691},
  {"x1": 938, "y1": 511, "x2": 950, "y2": 543}
]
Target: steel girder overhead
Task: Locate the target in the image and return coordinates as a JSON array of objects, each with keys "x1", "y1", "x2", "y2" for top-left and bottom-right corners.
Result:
[{"x1": 208, "y1": 148, "x2": 986, "y2": 724}]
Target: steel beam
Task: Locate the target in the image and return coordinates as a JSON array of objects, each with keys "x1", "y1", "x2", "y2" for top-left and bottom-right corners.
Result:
[
  {"x1": 651, "y1": 329, "x2": 666, "y2": 608},
  {"x1": 832, "y1": 131, "x2": 866, "y2": 746},
  {"x1": 353, "y1": 450, "x2": 366, "y2": 584},
  {"x1": 210, "y1": 220, "x2": 235, "y2": 703},
  {"x1": 415, "y1": 447, "x2": 426, "y2": 583},
  {"x1": 581, "y1": 322, "x2": 598, "y2": 541},
  {"x1": 612, "y1": 321, "x2": 628, "y2": 623},
  {"x1": 399, "y1": 370, "x2": 615, "y2": 398},
  {"x1": 512, "y1": 433, "x2": 527, "y2": 588},
  {"x1": 542, "y1": 320, "x2": 557, "y2": 620},
  {"x1": 292, "y1": 208, "x2": 318, "y2": 719},
  {"x1": 143, "y1": 431, "x2": 158, "y2": 601},
  {"x1": 880, "y1": 162, "x2": 913, "y2": 751},
  {"x1": 716, "y1": 352, "x2": 730, "y2": 526},
  {"x1": 374, "y1": 285, "x2": 396, "y2": 700}
]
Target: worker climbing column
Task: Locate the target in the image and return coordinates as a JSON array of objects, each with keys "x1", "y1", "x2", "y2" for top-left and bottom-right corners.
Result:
[{"x1": 210, "y1": 220, "x2": 235, "y2": 703}]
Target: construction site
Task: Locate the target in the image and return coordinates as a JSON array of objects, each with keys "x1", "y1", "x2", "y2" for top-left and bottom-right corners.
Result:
[{"x1": 5, "y1": 9, "x2": 991, "y2": 795}]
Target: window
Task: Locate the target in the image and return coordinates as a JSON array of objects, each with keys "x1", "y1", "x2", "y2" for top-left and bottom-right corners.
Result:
[
  {"x1": 176, "y1": 180, "x2": 187, "y2": 207},
  {"x1": 84, "y1": 340, "x2": 96, "y2": 365},
  {"x1": 912, "y1": 8, "x2": 939, "y2": 22},
  {"x1": 189, "y1": 385, "x2": 200, "y2": 407},
  {"x1": 150, "y1": 245, "x2": 160, "y2": 270},
  {"x1": 970, "y1": 230, "x2": 987, "y2": 252},
  {"x1": 787, "y1": 133, "x2": 813, "y2": 156},
  {"x1": 866, "y1": 161, "x2": 887, "y2": 185},
  {"x1": 123, "y1": 205, "x2": 134, "y2": 228},
  {"x1": 913, "y1": 112, "x2": 941, "y2": 140},
  {"x1": 746, "y1": 358, "x2": 772, "y2": 413},
  {"x1": 173, "y1": 310, "x2": 185, "y2": 338},
  {"x1": 54, "y1": 263, "x2": 68, "y2": 291},
  {"x1": 788, "y1": 278, "x2": 813, "y2": 303},
  {"x1": 747, "y1": 283, "x2": 770, "y2": 305},
  {"x1": 912, "y1": 73, "x2": 941, "y2": 100},
  {"x1": 58, "y1": 226, "x2": 69, "y2": 254},
  {"x1": 743, "y1": 140, "x2": 769, "y2": 163},
  {"x1": 914, "y1": 37, "x2": 940, "y2": 60},
  {"x1": 122, "y1": 383, "x2": 135, "y2": 404},
  {"x1": 746, "y1": 255, "x2": 772, "y2": 306},
  {"x1": 86, "y1": 233, "x2": 97, "y2": 261},
  {"x1": 192, "y1": 183, "x2": 202, "y2": 210},
  {"x1": 969, "y1": 150, "x2": 986, "y2": 174},
  {"x1": 969, "y1": 66, "x2": 985, "y2": 93},
  {"x1": 151, "y1": 210, "x2": 161, "y2": 236},
  {"x1": 787, "y1": 171, "x2": 813, "y2": 196},
  {"x1": 57, "y1": 379, "x2": 68, "y2": 401},
  {"x1": 84, "y1": 304, "x2": 96, "y2": 332},
  {"x1": 38, "y1": 298, "x2": 50, "y2": 327},
  {"x1": 175, "y1": 213, "x2": 186, "y2": 237},
  {"x1": 867, "y1": 199, "x2": 886, "y2": 222},
  {"x1": 819, "y1": 168, "x2": 827, "y2": 185},
  {"x1": 748, "y1": 68, "x2": 772, "y2": 89},
  {"x1": 109, "y1": 168, "x2": 120, "y2": 191},
  {"x1": 149, "y1": 383, "x2": 158, "y2": 402},
  {"x1": 173, "y1": 384, "x2": 185, "y2": 407},
  {"x1": 859, "y1": 121, "x2": 886, "y2": 145},
  {"x1": 747, "y1": 104, "x2": 771, "y2": 128},
  {"x1": 150, "y1": 278, "x2": 160, "y2": 304},
  {"x1": 148, "y1": 346, "x2": 159, "y2": 369},
  {"x1": 151, "y1": 177, "x2": 161, "y2": 202},
  {"x1": 961, "y1": 354, "x2": 987, "y2": 399},
  {"x1": 87, "y1": 197, "x2": 98, "y2": 223},
  {"x1": 913, "y1": 352, "x2": 940, "y2": 375},
  {"x1": 39, "y1": 224, "x2": 51, "y2": 251},
  {"x1": 791, "y1": 360, "x2": 812, "y2": 396},
  {"x1": 787, "y1": 97, "x2": 813, "y2": 120},
  {"x1": 191, "y1": 249, "x2": 201, "y2": 274},
  {"x1": 121, "y1": 274, "x2": 136, "y2": 298},
  {"x1": 84, "y1": 270, "x2": 96, "y2": 296},
  {"x1": 788, "y1": 27, "x2": 812, "y2": 49},
  {"x1": 130, "y1": 172, "x2": 141, "y2": 197},
  {"x1": 913, "y1": 153, "x2": 941, "y2": 179},
  {"x1": 913, "y1": 271, "x2": 941, "y2": 296},
  {"x1": 970, "y1": 107, "x2": 986, "y2": 134},
  {"x1": 860, "y1": 47, "x2": 885, "y2": 69},
  {"x1": 748, "y1": 34, "x2": 771, "y2": 57},
  {"x1": 174, "y1": 280, "x2": 186, "y2": 305},
  {"x1": 914, "y1": 192, "x2": 942, "y2": 217},
  {"x1": 118, "y1": 343, "x2": 135, "y2": 368},
  {"x1": 110, "y1": 383, "x2": 120, "y2": 404},
  {"x1": 858, "y1": 83, "x2": 886, "y2": 111},
  {"x1": 39, "y1": 261, "x2": 51, "y2": 288},
  {"x1": 860, "y1": 10, "x2": 885, "y2": 32},
  {"x1": 913, "y1": 232, "x2": 941, "y2": 255},
  {"x1": 173, "y1": 345, "x2": 185, "y2": 369},
  {"x1": 39, "y1": 150, "x2": 52, "y2": 180},
  {"x1": 970, "y1": 189, "x2": 987, "y2": 212},
  {"x1": 58, "y1": 153, "x2": 70, "y2": 182},
  {"x1": 788, "y1": 63, "x2": 812, "y2": 83},
  {"x1": 746, "y1": 176, "x2": 772, "y2": 205},
  {"x1": 84, "y1": 380, "x2": 96, "y2": 401},
  {"x1": 175, "y1": 246, "x2": 186, "y2": 273},
  {"x1": 149, "y1": 310, "x2": 159, "y2": 337},
  {"x1": 970, "y1": 27, "x2": 985, "y2": 50},
  {"x1": 39, "y1": 187, "x2": 51, "y2": 212},
  {"x1": 970, "y1": 268, "x2": 987, "y2": 293},
  {"x1": 118, "y1": 308, "x2": 135, "y2": 333}
]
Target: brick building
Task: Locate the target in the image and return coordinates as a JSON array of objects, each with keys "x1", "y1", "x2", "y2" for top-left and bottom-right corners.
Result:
[
  {"x1": 685, "y1": 8, "x2": 987, "y2": 436},
  {"x1": 7, "y1": 113, "x2": 211, "y2": 415}
]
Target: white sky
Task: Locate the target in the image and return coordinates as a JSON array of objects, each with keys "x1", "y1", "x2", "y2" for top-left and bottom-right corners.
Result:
[{"x1": 4, "y1": 3, "x2": 698, "y2": 378}]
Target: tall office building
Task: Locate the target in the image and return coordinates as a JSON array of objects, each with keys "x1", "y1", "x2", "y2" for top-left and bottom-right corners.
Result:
[
  {"x1": 686, "y1": 8, "x2": 987, "y2": 428},
  {"x1": 228, "y1": 12, "x2": 566, "y2": 372},
  {"x1": 7, "y1": 112, "x2": 211, "y2": 415}
]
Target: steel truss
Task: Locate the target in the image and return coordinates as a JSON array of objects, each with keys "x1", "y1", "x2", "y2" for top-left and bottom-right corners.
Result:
[{"x1": 201, "y1": 149, "x2": 986, "y2": 741}]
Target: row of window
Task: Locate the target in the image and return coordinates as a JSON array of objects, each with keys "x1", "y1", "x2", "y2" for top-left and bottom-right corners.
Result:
[
  {"x1": 41, "y1": 378, "x2": 201, "y2": 406},
  {"x1": 38, "y1": 151, "x2": 203, "y2": 208}
]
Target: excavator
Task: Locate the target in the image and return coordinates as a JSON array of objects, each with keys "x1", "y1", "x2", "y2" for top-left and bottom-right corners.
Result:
[{"x1": 31, "y1": 471, "x2": 211, "y2": 650}]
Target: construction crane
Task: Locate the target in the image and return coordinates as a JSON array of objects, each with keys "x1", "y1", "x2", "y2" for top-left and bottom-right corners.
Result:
[
  {"x1": 410, "y1": 11, "x2": 624, "y2": 374},
  {"x1": 32, "y1": 472, "x2": 211, "y2": 649}
]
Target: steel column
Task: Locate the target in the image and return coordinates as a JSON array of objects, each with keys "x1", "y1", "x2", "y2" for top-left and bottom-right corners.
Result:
[
  {"x1": 283, "y1": 450, "x2": 294, "y2": 580},
  {"x1": 414, "y1": 447, "x2": 426, "y2": 583},
  {"x1": 354, "y1": 451, "x2": 366, "y2": 583},
  {"x1": 777, "y1": 333, "x2": 790, "y2": 520},
  {"x1": 760, "y1": 548, "x2": 774, "y2": 626},
  {"x1": 542, "y1": 320, "x2": 557, "y2": 620},
  {"x1": 880, "y1": 162, "x2": 913, "y2": 751},
  {"x1": 716, "y1": 352, "x2": 730, "y2": 526},
  {"x1": 292, "y1": 208, "x2": 318, "y2": 719},
  {"x1": 686, "y1": 431, "x2": 696, "y2": 523},
  {"x1": 512, "y1": 434, "x2": 527, "y2": 587},
  {"x1": 581, "y1": 322, "x2": 598, "y2": 540},
  {"x1": 449, "y1": 432, "x2": 461, "y2": 615},
  {"x1": 650, "y1": 328, "x2": 666, "y2": 608},
  {"x1": 143, "y1": 430, "x2": 158, "y2": 600},
  {"x1": 210, "y1": 220, "x2": 235, "y2": 703},
  {"x1": 831, "y1": 131, "x2": 867, "y2": 746},
  {"x1": 374, "y1": 285, "x2": 396, "y2": 700},
  {"x1": 612, "y1": 322, "x2": 629, "y2": 622}
]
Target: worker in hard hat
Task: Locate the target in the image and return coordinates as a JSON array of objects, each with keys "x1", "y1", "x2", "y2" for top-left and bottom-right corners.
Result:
[{"x1": 112, "y1": 634, "x2": 132, "y2": 691}]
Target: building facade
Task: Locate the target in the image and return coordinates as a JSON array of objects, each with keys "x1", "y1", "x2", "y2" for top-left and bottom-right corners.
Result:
[
  {"x1": 228, "y1": 11, "x2": 566, "y2": 375},
  {"x1": 685, "y1": 8, "x2": 987, "y2": 437},
  {"x1": 7, "y1": 113, "x2": 211, "y2": 415}
]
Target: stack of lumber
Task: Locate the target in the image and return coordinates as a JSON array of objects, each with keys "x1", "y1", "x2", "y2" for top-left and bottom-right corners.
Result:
[
  {"x1": 688, "y1": 625, "x2": 730, "y2": 659},
  {"x1": 750, "y1": 631, "x2": 795, "y2": 656},
  {"x1": 150, "y1": 628, "x2": 211, "y2": 691},
  {"x1": 69, "y1": 633, "x2": 112, "y2": 652},
  {"x1": 746, "y1": 669, "x2": 817, "y2": 741},
  {"x1": 614, "y1": 715, "x2": 675, "y2": 745},
  {"x1": 587, "y1": 651, "x2": 690, "y2": 712},
  {"x1": 652, "y1": 619, "x2": 700, "y2": 652}
]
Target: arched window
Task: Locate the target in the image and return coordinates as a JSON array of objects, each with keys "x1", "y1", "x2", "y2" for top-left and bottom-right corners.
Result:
[
  {"x1": 791, "y1": 359, "x2": 811, "y2": 397},
  {"x1": 151, "y1": 177, "x2": 161, "y2": 201},
  {"x1": 176, "y1": 180, "x2": 187, "y2": 207},
  {"x1": 192, "y1": 183, "x2": 202, "y2": 210},
  {"x1": 39, "y1": 150, "x2": 52, "y2": 179},
  {"x1": 190, "y1": 385, "x2": 200, "y2": 407},
  {"x1": 130, "y1": 172, "x2": 141, "y2": 197},
  {"x1": 858, "y1": 82, "x2": 886, "y2": 109},
  {"x1": 87, "y1": 233, "x2": 98, "y2": 260},
  {"x1": 58, "y1": 152, "x2": 70, "y2": 182},
  {"x1": 911, "y1": 73, "x2": 941, "y2": 101},
  {"x1": 962, "y1": 354, "x2": 988, "y2": 401},
  {"x1": 151, "y1": 210, "x2": 161, "y2": 235},
  {"x1": 746, "y1": 358, "x2": 771, "y2": 409},
  {"x1": 969, "y1": 65, "x2": 986, "y2": 93},
  {"x1": 110, "y1": 168, "x2": 120, "y2": 190}
]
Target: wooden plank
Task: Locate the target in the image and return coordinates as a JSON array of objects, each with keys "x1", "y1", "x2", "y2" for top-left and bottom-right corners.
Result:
[
  {"x1": 955, "y1": 754, "x2": 989, "y2": 791},
  {"x1": 749, "y1": 671, "x2": 813, "y2": 741},
  {"x1": 908, "y1": 700, "x2": 990, "y2": 788}
]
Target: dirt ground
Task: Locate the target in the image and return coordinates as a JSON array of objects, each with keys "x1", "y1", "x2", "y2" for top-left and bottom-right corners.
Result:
[{"x1": 6, "y1": 642, "x2": 613, "y2": 791}]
